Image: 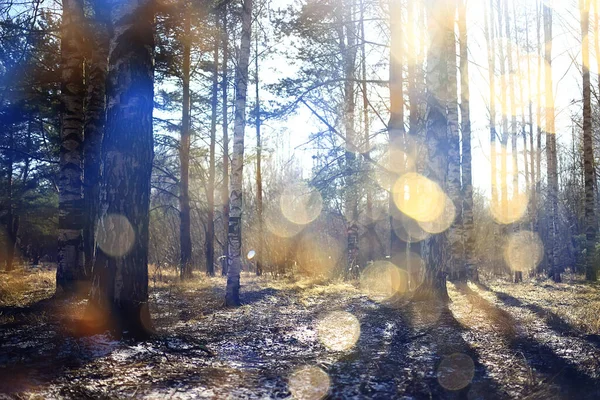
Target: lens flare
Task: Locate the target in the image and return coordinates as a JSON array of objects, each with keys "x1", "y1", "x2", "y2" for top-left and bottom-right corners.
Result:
[
  {"x1": 391, "y1": 251, "x2": 426, "y2": 291},
  {"x1": 437, "y1": 353, "x2": 475, "y2": 391},
  {"x1": 288, "y1": 365, "x2": 330, "y2": 400},
  {"x1": 418, "y1": 196, "x2": 456, "y2": 234},
  {"x1": 95, "y1": 214, "x2": 135, "y2": 257},
  {"x1": 374, "y1": 136, "x2": 417, "y2": 190},
  {"x1": 265, "y1": 204, "x2": 305, "y2": 238},
  {"x1": 317, "y1": 311, "x2": 360, "y2": 351},
  {"x1": 504, "y1": 230, "x2": 544, "y2": 273},
  {"x1": 247, "y1": 250, "x2": 256, "y2": 260},
  {"x1": 392, "y1": 214, "x2": 430, "y2": 243},
  {"x1": 295, "y1": 234, "x2": 343, "y2": 279},
  {"x1": 360, "y1": 261, "x2": 408, "y2": 301},
  {"x1": 489, "y1": 191, "x2": 529, "y2": 225},
  {"x1": 280, "y1": 183, "x2": 323, "y2": 226},
  {"x1": 393, "y1": 173, "x2": 447, "y2": 223}
]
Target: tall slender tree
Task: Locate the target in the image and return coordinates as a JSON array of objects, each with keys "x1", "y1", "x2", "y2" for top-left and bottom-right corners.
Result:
[
  {"x1": 226, "y1": 0, "x2": 253, "y2": 306},
  {"x1": 581, "y1": 0, "x2": 596, "y2": 281},
  {"x1": 543, "y1": 3, "x2": 560, "y2": 282},
  {"x1": 179, "y1": 4, "x2": 193, "y2": 280},
  {"x1": 458, "y1": 0, "x2": 476, "y2": 281},
  {"x1": 221, "y1": 5, "x2": 230, "y2": 276},
  {"x1": 485, "y1": 0, "x2": 499, "y2": 210},
  {"x1": 56, "y1": 0, "x2": 86, "y2": 294}
]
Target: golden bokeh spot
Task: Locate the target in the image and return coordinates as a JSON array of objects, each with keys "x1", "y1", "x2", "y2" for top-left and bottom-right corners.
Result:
[
  {"x1": 288, "y1": 365, "x2": 330, "y2": 400},
  {"x1": 280, "y1": 183, "x2": 323, "y2": 226},
  {"x1": 393, "y1": 173, "x2": 446, "y2": 223},
  {"x1": 360, "y1": 261, "x2": 408, "y2": 301},
  {"x1": 392, "y1": 214, "x2": 430, "y2": 243},
  {"x1": 374, "y1": 136, "x2": 417, "y2": 190},
  {"x1": 295, "y1": 234, "x2": 343, "y2": 279},
  {"x1": 504, "y1": 230, "x2": 544, "y2": 273},
  {"x1": 265, "y1": 203, "x2": 305, "y2": 238},
  {"x1": 391, "y1": 251, "x2": 426, "y2": 291},
  {"x1": 96, "y1": 214, "x2": 135, "y2": 258},
  {"x1": 489, "y1": 191, "x2": 529, "y2": 225},
  {"x1": 418, "y1": 196, "x2": 456, "y2": 234},
  {"x1": 316, "y1": 311, "x2": 360, "y2": 351},
  {"x1": 437, "y1": 353, "x2": 475, "y2": 391}
]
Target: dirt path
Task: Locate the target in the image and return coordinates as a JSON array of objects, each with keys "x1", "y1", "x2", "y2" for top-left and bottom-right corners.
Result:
[{"x1": 1, "y1": 275, "x2": 600, "y2": 399}]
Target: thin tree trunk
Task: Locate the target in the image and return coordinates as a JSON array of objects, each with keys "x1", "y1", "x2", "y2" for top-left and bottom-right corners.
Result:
[
  {"x1": 581, "y1": 0, "x2": 597, "y2": 281},
  {"x1": 56, "y1": 0, "x2": 85, "y2": 295},
  {"x1": 226, "y1": 0, "x2": 253, "y2": 307},
  {"x1": 221, "y1": 7, "x2": 230, "y2": 277},
  {"x1": 505, "y1": 0, "x2": 518, "y2": 198},
  {"x1": 389, "y1": 0, "x2": 409, "y2": 264},
  {"x1": 536, "y1": 0, "x2": 542, "y2": 231},
  {"x1": 88, "y1": 0, "x2": 155, "y2": 338},
  {"x1": 526, "y1": 10, "x2": 536, "y2": 230},
  {"x1": 83, "y1": 4, "x2": 109, "y2": 281},
  {"x1": 179, "y1": 6, "x2": 193, "y2": 280},
  {"x1": 413, "y1": 0, "x2": 451, "y2": 302},
  {"x1": 446, "y1": 1, "x2": 464, "y2": 282},
  {"x1": 485, "y1": 0, "x2": 498, "y2": 210},
  {"x1": 514, "y1": 5, "x2": 528, "y2": 199},
  {"x1": 5, "y1": 131, "x2": 15, "y2": 272},
  {"x1": 255, "y1": 21, "x2": 264, "y2": 276},
  {"x1": 497, "y1": 0, "x2": 509, "y2": 218},
  {"x1": 543, "y1": 4, "x2": 561, "y2": 282},
  {"x1": 360, "y1": 0, "x2": 375, "y2": 263},
  {"x1": 343, "y1": 0, "x2": 359, "y2": 275},
  {"x1": 458, "y1": 0, "x2": 476, "y2": 282},
  {"x1": 207, "y1": 17, "x2": 219, "y2": 277}
]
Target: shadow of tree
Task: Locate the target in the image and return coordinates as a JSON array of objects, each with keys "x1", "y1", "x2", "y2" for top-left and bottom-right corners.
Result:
[{"x1": 455, "y1": 284, "x2": 600, "y2": 400}]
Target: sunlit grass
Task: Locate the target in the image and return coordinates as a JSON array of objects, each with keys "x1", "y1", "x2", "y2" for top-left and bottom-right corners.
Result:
[{"x1": 0, "y1": 266, "x2": 55, "y2": 308}]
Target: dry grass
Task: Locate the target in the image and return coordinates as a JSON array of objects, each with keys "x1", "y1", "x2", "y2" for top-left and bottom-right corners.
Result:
[
  {"x1": 0, "y1": 266, "x2": 55, "y2": 308},
  {"x1": 486, "y1": 277, "x2": 600, "y2": 335}
]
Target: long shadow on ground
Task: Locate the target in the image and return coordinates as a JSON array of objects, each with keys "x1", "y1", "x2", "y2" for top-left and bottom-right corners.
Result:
[{"x1": 456, "y1": 284, "x2": 600, "y2": 400}]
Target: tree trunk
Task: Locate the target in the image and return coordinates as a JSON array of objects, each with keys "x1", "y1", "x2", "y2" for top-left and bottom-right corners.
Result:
[
  {"x1": 5, "y1": 131, "x2": 16, "y2": 272},
  {"x1": 504, "y1": 0, "x2": 518, "y2": 199},
  {"x1": 360, "y1": 0, "x2": 375, "y2": 263},
  {"x1": 221, "y1": 7, "x2": 230, "y2": 277},
  {"x1": 581, "y1": 0, "x2": 597, "y2": 281},
  {"x1": 179, "y1": 6, "x2": 193, "y2": 280},
  {"x1": 254, "y1": 25, "x2": 264, "y2": 277},
  {"x1": 83, "y1": 4, "x2": 109, "y2": 281},
  {"x1": 543, "y1": 4, "x2": 561, "y2": 282},
  {"x1": 458, "y1": 0, "x2": 476, "y2": 282},
  {"x1": 343, "y1": 0, "x2": 359, "y2": 276},
  {"x1": 56, "y1": 0, "x2": 86, "y2": 295},
  {"x1": 225, "y1": 0, "x2": 253, "y2": 307},
  {"x1": 388, "y1": 0, "x2": 409, "y2": 264},
  {"x1": 88, "y1": 0, "x2": 155, "y2": 338},
  {"x1": 413, "y1": 0, "x2": 451, "y2": 302},
  {"x1": 446, "y1": 1, "x2": 464, "y2": 282},
  {"x1": 484, "y1": 0, "x2": 498, "y2": 211},
  {"x1": 496, "y1": 0, "x2": 509, "y2": 218},
  {"x1": 207, "y1": 17, "x2": 219, "y2": 277}
]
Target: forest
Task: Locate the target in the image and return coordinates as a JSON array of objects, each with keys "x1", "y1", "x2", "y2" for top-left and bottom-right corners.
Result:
[{"x1": 2, "y1": 0, "x2": 600, "y2": 398}]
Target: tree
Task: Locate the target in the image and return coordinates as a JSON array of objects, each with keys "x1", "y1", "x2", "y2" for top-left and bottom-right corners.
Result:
[
  {"x1": 83, "y1": 1, "x2": 110, "y2": 282},
  {"x1": 226, "y1": 0, "x2": 253, "y2": 307},
  {"x1": 88, "y1": 0, "x2": 155, "y2": 337},
  {"x1": 581, "y1": 0, "x2": 596, "y2": 280},
  {"x1": 56, "y1": 0, "x2": 86, "y2": 294},
  {"x1": 221, "y1": 3, "x2": 230, "y2": 276},
  {"x1": 207, "y1": 11, "x2": 219, "y2": 277},
  {"x1": 413, "y1": 0, "x2": 451, "y2": 301},
  {"x1": 543, "y1": 3, "x2": 560, "y2": 282},
  {"x1": 458, "y1": 0, "x2": 476, "y2": 281},
  {"x1": 179, "y1": 2, "x2": 193, "y2": 280}
]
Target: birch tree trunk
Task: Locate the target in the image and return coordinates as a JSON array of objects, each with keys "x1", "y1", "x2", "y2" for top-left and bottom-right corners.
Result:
[
  {"x1": 207, "y1": 17, "x2": 219, "y2": 277},
  {"x1": 221, "y1": 7, "x2": 230, "y2": 276},
  {"x1": 226, "y1": 0, "x2": 253, "y2": 306},
  {"x1": 255, "y1": 20, "x2": 264, "y2": 276},
  {"x1": 484, "y1": 0, "x2": 498, "y2": 211},
  {"x1": 88, "y1": 0, "x2": 155, "y2": 338},
  {"x1": 458, "y1": 0, "x2": 476, "y2": 281},
  {"x1": 543, "y1": 4, "x2": 561, "y2": 282},
  {"x1": 413, "y1": 0, "x2": 450, "y2": 302},
  {"x1": 56, "y1": 0, "x2": 86, "y2": 295},
  {"x1": 581, "y1": 0, "x2": 597, "y2": 281},
  {"x1": 504, "y1": 0, "x2": 518, "y2": 198},
  {"x1": 179, "y1": 5, "x2": 193, "y2": 280},
  {"x1": 389, "y1": 0, "x2": 409, "y2": 264},
  {"x1": 83, "y1": 3, "x2": 109, "y2": 281},
  {"x1": 446, "y1": 0, "x2": 464, "y2": 282},
  {"x1": 497, "y1": 0, "x2": 509, "y2": 218}
]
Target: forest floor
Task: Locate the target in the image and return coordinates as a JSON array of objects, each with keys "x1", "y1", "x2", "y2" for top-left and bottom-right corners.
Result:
[{"x1": 1, "y1": 267, "x2": 600, "y2": 399}]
